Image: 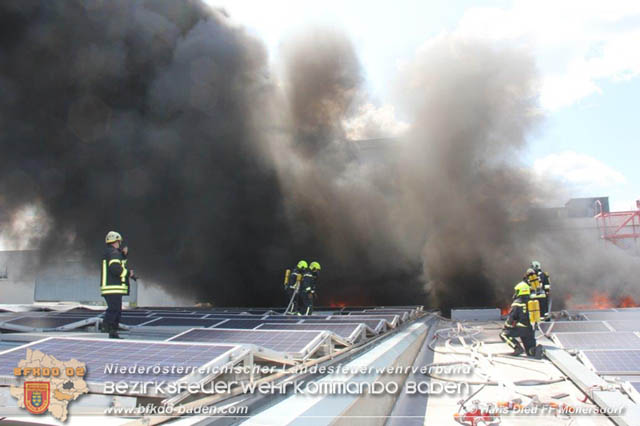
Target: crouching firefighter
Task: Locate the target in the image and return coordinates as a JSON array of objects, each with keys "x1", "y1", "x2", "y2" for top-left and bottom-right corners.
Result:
[
  {"x1": 301, "y1": 261, "x2": 321, "y2": 315},
  {"x1": 284, "y1": 260, "x2": 307, "y2": 314},
  {"x1": 500, "y1": 282, "x2": 543, "y2": 358},
  {"x1": 101, "y1": 231, "x2": 135, "y2": 339}
]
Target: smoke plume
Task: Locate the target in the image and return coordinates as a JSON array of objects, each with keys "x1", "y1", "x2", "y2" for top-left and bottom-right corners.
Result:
[{"x1": 1, "y1": 1, "x2": 637, "y2": 310}]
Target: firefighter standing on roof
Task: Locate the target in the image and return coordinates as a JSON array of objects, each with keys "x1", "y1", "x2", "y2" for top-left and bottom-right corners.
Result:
[
  {"x1": 500, "y1": 282, "x2": 541, "y2": 358},
  {"x1": 285, "y1": 260, "x2": 307, "y2": 314},
  {"x1": 532, "y1": 260, "x2": 551, "y2": 318},
  {"x1": 525, "y1": 267, "x2": 548, "y2": 320},
  {"x1": 301, "y1": 261, "x2": 320, "y2": 315},
  {"x1": 101, "y1": 231, "x2": 135, "y2": 339}
]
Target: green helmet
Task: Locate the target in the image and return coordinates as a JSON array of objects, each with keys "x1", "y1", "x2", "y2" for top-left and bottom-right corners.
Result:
[
  {"x1": 514, "y1": 281, "x2": 531, "y2": 297},
  {"x1": 296, "y1": 260, "x2": 308, "y2": 269},
  {"x1": 309, "y1": 261, "x2": 321, "y2": 271}
]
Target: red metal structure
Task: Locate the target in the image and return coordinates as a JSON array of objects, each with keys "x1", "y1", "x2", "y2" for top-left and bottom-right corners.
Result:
[{"x1": 595, "y1": 199, "x2": 640, "y2": 253}]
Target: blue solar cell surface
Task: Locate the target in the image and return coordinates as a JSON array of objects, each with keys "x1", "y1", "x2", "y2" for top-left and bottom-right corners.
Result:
[
  {"x1": 581, "y1": 350, "x2": 640, "y2": 374},
  {"x1": 0, "y1": 338, "x2": 236, "y2": 384}
]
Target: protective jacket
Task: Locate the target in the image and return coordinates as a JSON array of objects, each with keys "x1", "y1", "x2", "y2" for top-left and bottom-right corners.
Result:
[
  {"x1": 505, "y1": 296, "x2": 531, "y2": 328},
  {"x1": 538, "y1": 271, "x2": 551, "y2": 296},
  {"x1": 287, "y1": 267, "x2": 304, "y2": 290},
  {"x1": 302, "y1": 271, "x2": 317, "y2": 293},
  {"x1": 100, "y1": 246, "x2": 130, "y2": 295}
]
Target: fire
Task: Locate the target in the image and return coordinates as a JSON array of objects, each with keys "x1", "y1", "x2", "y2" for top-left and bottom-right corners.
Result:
[
  {"x1": 567, "y1": 291, "x2": 639, "y2": 310},
  {"x1": 500, "y1": 306, "x2": 510, "y2": 316},
  {"x1": 328, "y1": 300, "x2": 347, "y2": 308},
  {"x1": 591, "y1": 291, "x2": 614, "y2": 309},
  {"x1": 619, "y1": 295, "x2": 639, "y2": 308}
]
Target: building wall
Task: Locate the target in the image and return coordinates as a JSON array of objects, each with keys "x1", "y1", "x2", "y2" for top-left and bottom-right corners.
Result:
[{"x1": 0, "y1": 250, "x2": 137, "y2": 304}]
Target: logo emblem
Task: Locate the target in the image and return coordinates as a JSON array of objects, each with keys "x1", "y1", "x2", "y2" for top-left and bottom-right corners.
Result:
[{"x1": 24, "y1": 382, "x2": 50, "y2": 414}]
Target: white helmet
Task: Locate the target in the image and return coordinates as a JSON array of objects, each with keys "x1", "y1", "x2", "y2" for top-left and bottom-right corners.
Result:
[
  {"x1": 105, "y1": 231, "x2": 123, "y2": 244},
  {"x1": 531, "y1": 260, "x2": 541, "y2": 270}
]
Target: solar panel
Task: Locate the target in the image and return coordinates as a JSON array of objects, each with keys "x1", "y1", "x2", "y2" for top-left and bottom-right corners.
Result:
[
  {"x1": 302, "y1": 318, "x2": 385, "y2": 332},
  {"x1": 341, "y1": 314, "x2": 399, "y2": 324},
  {"x1": 580, "y1": 350, "x2": 640, "y2": 374},
  {"x1": 257, "y1": 323, "x2": 361, "y2": 341},
  {"x1": 582, "y1": 312, "x2": 640, "y2": 321},
  {"x1": 212, "y1": 319, "x2": 275, "y2": 329},
  {"x1": 2, "y1": 316, "x2": 93, "y2": 329},
  {"x1": 168, "y1": 328, "x2": 326, "y2": 354},
  {"x1": 0, "y1": 337, "x2": 238, "y2": 384},
  {"x1": 120, "y1": 316, "x2": 158, "y2": 326},
  {"x1": 541, "y1": 321, "x2": 611, "y2": 333},
  {"x1": 148, "y1": 313, "x2": 207, "y2": 318},
  {"x1": 553, "y1": 332, "x2": 640, "y2": 350},
  {"x1": 203, "y1": 314, "x2": 266, "y2": 320},
  {"x1": 263, "y1": 315, "x2": 329, "y2": 320},
  {"x1": 138, "y1": 318, "x2": 224, "y2": 327},
  {"x1": 52, "y1": 312, "x2": 103, "y2": 317},
  {"x1": 605, "y1": 320, "x2": 640, "y2": 332}
]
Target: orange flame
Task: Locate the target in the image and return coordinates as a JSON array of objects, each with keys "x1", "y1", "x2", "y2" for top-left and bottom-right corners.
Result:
[
  {"x1": 591, "y1": 291, "x2": 614, "y2": 309},
  {"x1": 567, "y1": 292, "x2": 638, "y2": 310},
  {"x1": 619, "y1": 295, "x2": 639, "y2": 308}
]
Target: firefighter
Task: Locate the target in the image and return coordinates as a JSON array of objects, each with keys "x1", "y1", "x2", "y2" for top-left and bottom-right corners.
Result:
[
  {"x1": 301, "y1": 261, "x2": 321, "y2": 315},
  {"x1": 526, "y1": 267, "x2": 548, "y2": 319},
  {"x1": 500, "y1": 282, "x2": 542, "y2": 358},
  {"x1": 285, "y1": 260, "x2": 307, "y2": 314},
  {"x1": 101, "y1": 231, "x2": 135, "y2": 339},
  {"x1": 532, "y1": 260, "x2": 551, "y2": 318}
]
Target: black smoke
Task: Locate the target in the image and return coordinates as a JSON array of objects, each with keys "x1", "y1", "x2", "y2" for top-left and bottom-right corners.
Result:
[
  {"x1": 4, "y1": 2, "x2": 635, "y2": 312},
  {"x1": 0, "y1": 0, "x2": 425, "y2": 306}
]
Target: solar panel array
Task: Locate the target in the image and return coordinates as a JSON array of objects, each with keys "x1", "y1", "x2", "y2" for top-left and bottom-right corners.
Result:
[
  {"x1": 553, "y1": 332, "x2": 640, "y2": 350},
  {"x1": 580, "y1": 350, "x2": 640, "y2": 374},
  {"x1": 604, "y1": 320, "x2": 640, "y2": 332},
  {"x1": 141, "y1": 318, "x2": 224, "y2": 327},
  {"x1": 581, "y1": 311, "x2": 640, "y2": 321},
  {"x1": 257, "y1": 323, "x2": 362, "y2": 341},
  {"x1": 168, "y1": 328, "x2": 327, "y2": 354},
  {"x1": 1, "y1": 315, "x2": 90, "y2": 329},
  {"x1": 540, "y1": 321, "x2": 611, "y2": 334},
  {"x1": 0, "y1": 337, "x2": 237, "y2": 384},
  {"x1": 550, "y1": 309, "x2": 640, "y2": 384}
]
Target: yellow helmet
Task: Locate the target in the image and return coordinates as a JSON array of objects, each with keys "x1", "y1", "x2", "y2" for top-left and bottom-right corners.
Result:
[
  {"x1": 105, "y1": 231, "x2": 123, "y2": 244},
  {"x1": 514, "y1": 281, "x2": 531, "y2": 297},
  {"x1": 296, "y1": 260, "x2": 308, "y2": 269},
  {"x1": 309, "y1": 261, "x2": 321, "y2": 271}
]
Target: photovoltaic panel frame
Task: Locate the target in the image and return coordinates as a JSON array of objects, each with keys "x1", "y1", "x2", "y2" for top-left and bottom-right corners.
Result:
[
  {"x1": 581, "y1": 311, "x2": 640, "y2": 321},
  {"x1": 167, "y1": 328, "x2": 338, "y2": 359},
  {"x1": 257, "y1": 323, "x2": 367, "y2": 343},
  {"x1": 552, "y1": 332, "x2": 640, "y2": 350},
  {"x1": 539, "y1": 321, "x2": 611, "y2": 334},
  {"x1": 604, "y1": 320, "x2": 640, "y2": 332},
  {"x1": 578, "y1": 350, "x2": 640, "y2": 375},
  {"x1": 0, "y1": 337, "x2": 247, "y2": 397},
  {"x1": 0, "y1": 315, "x2": 100, "y2": 331},
  {"x1": 136, "y1": 317, "x2": 225, "y2": 327}
]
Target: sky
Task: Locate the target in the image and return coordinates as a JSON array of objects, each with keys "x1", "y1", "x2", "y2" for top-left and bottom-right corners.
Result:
[{"x1": 209, "y1": 0, "x2": 640, "y2": 211}]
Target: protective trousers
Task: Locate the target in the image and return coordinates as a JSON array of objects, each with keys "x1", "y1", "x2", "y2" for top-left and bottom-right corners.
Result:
[
  {"x1": 103, "y1": 294, "x2": 122, "y2": 331},
  {"x1": 301, "y1": 291, "x2": 314, "y2": 315},
  {"x1": 286, "y1": 287, "x2": 299, "y2": 314},
  {"x1": 500, "y1": 326, "x2": 536, "y2": 355}
]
